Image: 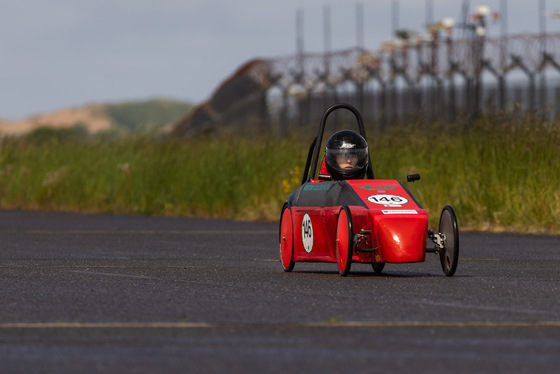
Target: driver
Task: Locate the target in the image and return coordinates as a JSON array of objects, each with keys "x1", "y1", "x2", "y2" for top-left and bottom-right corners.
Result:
[{"x1": 324, "y1": 130, "x2": 369, "y2": 180}]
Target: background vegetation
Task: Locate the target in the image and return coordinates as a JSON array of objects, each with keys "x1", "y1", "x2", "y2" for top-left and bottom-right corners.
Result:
[
  {"x1": 0, "y1": 113, "x2": 558, "y2": 234},
  {"x1": 103, "y1": 99, "x2": 192, "y2": 134}
]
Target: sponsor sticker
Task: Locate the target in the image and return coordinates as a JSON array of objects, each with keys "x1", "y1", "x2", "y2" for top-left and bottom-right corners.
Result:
[
  {"x1": 357, "y1": 185, "x2": 396, "y2": 191},
  {"x1": 340, "y1": 142, "x2": 356, "y2": 149},
  {"x1": 303, "y1": 184, "x2": 331, "y2": 191},
  {"x1": 367, "y1": 194, "x2": 409, "y2": 207},
  {"x1": 301, "y1": 213, "x2": 313, "y2": 253},
  {"x1": 382, "y1": 210, "x2": 418, "y2": 214}
]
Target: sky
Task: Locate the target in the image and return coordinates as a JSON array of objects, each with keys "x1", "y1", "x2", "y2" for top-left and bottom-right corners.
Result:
[{"x1": 1, "y1": 0, "x2": 558, "y2": 120}]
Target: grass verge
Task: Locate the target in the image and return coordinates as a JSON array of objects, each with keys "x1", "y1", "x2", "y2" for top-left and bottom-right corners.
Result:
[{"x1": 0, "y1": 118, "x2": 558, "y2": 234}]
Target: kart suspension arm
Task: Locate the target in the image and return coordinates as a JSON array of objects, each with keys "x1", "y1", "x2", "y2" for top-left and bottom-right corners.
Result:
[
  {"x1": 427, "y1": 229, "x2": 445, "y2": 253},
  {"x1": 353, "y1": 230, "x2": 378, "y2": 253}
]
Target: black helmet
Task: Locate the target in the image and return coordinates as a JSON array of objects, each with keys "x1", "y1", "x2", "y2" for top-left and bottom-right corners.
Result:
[{"x1": 325, "y1": 130, "x2": 369, "y2": 180}]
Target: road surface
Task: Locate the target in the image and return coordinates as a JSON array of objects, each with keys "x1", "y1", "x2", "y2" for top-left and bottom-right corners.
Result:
[{"x1": 1, "y1": 210, "x2": 559, "y2": 373}]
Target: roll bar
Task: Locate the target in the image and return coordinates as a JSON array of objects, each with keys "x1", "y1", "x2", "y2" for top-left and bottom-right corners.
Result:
[{"x1": 301, "y1": 103, "x2": 374, "y2": 184}]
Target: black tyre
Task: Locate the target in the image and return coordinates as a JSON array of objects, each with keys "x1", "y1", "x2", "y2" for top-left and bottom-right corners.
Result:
[
  {"x1": 438, "y1": 205, "x2": 459, "y2": 277},
  {"x1": 372, "y1": 263, "x2": 385, "y2": 274}
]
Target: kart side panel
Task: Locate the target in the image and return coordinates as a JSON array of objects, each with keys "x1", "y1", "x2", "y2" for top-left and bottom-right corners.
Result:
[{"x1": 291, "y1": 206, "x2": 338, "y2": 263}]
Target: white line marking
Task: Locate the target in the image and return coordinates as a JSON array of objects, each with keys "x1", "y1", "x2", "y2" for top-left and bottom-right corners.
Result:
[
  {"x1": 0, "y1": 322, "x2": 213, "y2": 329},
  {"x1": 1, "y1": 321, "x2": 559, "y2": 329},
  {"x1": 0, "y1": 230, "x2": 276, "y2": 235},
  {"x1": 68, "y1": 270, "x2": 158, "y2": 279}
]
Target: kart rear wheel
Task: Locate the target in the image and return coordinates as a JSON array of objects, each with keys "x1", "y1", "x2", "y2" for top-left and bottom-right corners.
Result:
[
  {"x1": 372, "y1": 263, "x2": 385, "y2": 274},
  {"x1": 439, "y1": 205, "x2": 459, "y2": 277},
  {"x1": 336, "y1": 206, "x2": 353, "y2": 276},
  {"x1": 279, "y1": 204, "x2": 295, "y2": 272}
]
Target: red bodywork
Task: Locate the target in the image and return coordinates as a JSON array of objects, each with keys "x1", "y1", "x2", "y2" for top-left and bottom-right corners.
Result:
[{"x1": 290, "y1": 179, "x2": 427, "y2": 265}]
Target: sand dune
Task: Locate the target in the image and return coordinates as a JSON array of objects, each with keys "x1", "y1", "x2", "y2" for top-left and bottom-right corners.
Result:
[{"x1": 0, "y1": 105, "x2": 112, "y2": 136}]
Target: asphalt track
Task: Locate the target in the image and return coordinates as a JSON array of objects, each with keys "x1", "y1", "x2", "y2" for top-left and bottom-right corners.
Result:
[{"x1": 1, "y1": 210, "x2": 560, "y2": 373}]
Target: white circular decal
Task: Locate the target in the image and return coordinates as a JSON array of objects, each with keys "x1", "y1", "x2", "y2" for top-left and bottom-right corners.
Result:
[
  {"x1": 367, "y1": 194, "x2": 409, "y2": 206},
  {"x1": 301, "y1": 213, "x2": 313, "y2": 253}
]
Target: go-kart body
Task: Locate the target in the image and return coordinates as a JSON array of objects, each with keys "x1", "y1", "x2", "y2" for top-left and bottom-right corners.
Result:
[
  {"x1": 279, "y1": 103, "x2": 459, "y2": 276},
  {"x1": 285, "y1": 179, "x2": 427, "y2": 265}
]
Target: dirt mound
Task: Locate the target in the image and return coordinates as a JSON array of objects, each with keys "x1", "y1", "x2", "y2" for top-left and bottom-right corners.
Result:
[{"x1": 0, "y1": 105, "x2": 112, "y2": 136}]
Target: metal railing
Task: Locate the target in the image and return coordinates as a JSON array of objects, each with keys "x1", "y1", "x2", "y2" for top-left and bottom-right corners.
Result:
[{"x1": 172, "y1": 33, "x2": 560, "y2": 137}]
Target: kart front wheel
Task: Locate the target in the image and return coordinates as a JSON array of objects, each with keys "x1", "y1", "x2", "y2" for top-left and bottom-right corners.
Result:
[
  {"x1": 336, "y1": 206, "x2": 353, "y2": 276},
  {"x1": 279, "y1": 204, "x2": 295, "y2": 272},
  {"x1": 439, "y1": 205, "x2": 459, "y2": 277}
]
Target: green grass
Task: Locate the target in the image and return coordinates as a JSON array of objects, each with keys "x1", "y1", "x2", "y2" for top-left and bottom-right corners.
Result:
[
  {"x1": 368, "y1": 118, "x2": 560, "y2": 233},
  {"x1": 0, "y1": 116, "x2": 559, "y2": 234},
  {"x1": 0, "y1": 131, "x2": 305, "y2": 221}
]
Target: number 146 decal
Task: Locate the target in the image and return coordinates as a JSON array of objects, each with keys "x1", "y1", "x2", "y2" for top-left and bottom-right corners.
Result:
[{"x1": 367, "y1": 194, "x2": 409, "y2": 206}]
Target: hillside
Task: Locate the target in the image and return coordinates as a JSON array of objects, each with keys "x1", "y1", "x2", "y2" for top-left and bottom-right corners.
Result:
[{"x1": 0, "y1": 99, "x2": 193, "y2": 136}]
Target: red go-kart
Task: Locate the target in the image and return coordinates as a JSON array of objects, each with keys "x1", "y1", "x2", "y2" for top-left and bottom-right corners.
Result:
[{"x1": 279, "y1": 103, "x2": 459, "y2": 276}]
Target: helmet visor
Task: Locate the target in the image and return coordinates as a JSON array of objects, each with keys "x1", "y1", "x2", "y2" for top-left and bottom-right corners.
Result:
[{"x1": 325, "y1": 147, "x2": 368, "y2": 172}]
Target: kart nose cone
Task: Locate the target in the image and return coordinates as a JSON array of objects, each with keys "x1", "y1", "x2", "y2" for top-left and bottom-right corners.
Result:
[{"x1": 375, "y1": 216, "x2": 427, "y2": 263}]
